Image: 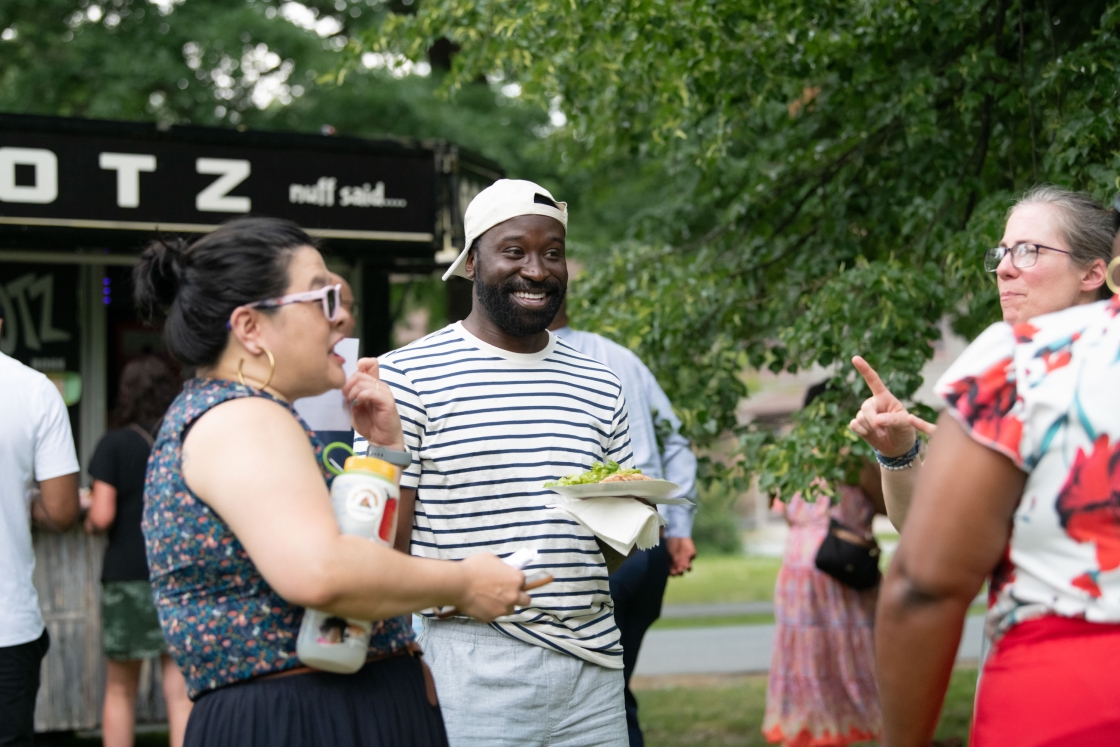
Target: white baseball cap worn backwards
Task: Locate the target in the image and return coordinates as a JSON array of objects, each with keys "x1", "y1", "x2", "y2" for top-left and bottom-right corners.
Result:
[{"x1": 441, "y1": 178, "x2": 568, "y2": 281}]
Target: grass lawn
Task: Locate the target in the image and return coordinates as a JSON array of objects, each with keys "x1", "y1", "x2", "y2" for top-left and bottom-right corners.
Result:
[
  {"x1": 664, "y1": 555, "x2": 782, "y2": 606},
  {"x1": 634, "y1": 666, "x2": 977, "y2": 746}
]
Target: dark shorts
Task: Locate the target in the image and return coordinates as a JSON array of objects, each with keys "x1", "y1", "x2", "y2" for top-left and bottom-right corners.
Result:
[
  {"x1": 185, "y1": 652, "x2": 448, "y2": 747},
  {"x1": 101, "y1": 580, "x2": 165, "y2": 661},
  {"x1": 0, "y1": 628, "x2": 50, "y2": 747}
]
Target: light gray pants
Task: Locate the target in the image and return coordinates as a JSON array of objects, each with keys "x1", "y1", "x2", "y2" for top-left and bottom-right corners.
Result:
[{"x1": 418, "y1": 618, "x2": 628, "y2": 747}]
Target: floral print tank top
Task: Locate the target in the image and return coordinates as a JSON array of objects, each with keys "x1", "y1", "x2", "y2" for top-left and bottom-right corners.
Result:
[{"x1": 142, "y1": 378, "x2": 414, "y2": 699}]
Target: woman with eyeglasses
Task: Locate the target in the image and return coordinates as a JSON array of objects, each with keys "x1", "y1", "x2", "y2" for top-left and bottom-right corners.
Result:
[
  {"x1": 134, "y1": 217, "x2": 529, "y2": 747},
  {"x1": 849, "y1": 185, "x2": 1113, "y2": 529},
  {"x1": 875, "y1": 216, "x2": 1120, "y2": 746}
]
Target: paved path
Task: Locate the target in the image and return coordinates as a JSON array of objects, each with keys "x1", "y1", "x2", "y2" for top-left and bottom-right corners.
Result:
[
  {"x1": 660, "y1": 601, "x2": 774, "y2": 618},
  {"x1": 660, "y1": 596, "x2": 984, "y2": 620},
  {"x1": 634, "y1": 615, "x2": 985, "y2": 676}
]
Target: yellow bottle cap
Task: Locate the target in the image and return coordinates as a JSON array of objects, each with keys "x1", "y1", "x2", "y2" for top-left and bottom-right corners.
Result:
[{"x1": 343, "y1": 456, "x2": 398, "y2": 482}]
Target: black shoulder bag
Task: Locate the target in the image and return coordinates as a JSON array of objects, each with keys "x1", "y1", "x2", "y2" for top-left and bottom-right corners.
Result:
[{"x1": 814, "y1": 518, "x2": 881, "y2": 590}]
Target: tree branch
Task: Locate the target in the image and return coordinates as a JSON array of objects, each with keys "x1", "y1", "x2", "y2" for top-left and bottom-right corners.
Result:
[
  {"x1": 1019, "y1": 1, "x2": 1039, "y2": 182},
  {"x1": 961, "y1": 0, "x2": 1008, "y2": 227}
]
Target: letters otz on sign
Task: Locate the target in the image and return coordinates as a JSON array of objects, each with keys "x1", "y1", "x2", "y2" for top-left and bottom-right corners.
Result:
[
  {"x1": 0, "y1": 149, "x2": 248, "y2": 212},
  {"x1": 0, "y1": 122, "x2": 436, "y2": 243}
]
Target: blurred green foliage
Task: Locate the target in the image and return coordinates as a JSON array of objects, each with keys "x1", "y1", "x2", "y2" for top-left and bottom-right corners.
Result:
[
  {"x1": 368, "y1": 0, "x2": 1120, "y2": 500},
  {"x1": 0, "y1": 0, "x2": 561, "y2": 194},
  {"x1": 692, "y1": 478, "x2": 744, "y2": 555},
  {"x1": 5, "y1": 0, "x2": 1120, "y2": 506},
  {"x1": 389, "y1": 272, "x2": 449, "y2": 346}
]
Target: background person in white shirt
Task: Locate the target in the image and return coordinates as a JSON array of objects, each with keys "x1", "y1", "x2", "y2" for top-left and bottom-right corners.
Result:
[
  {"x1": 549, "y1": 298, "x2": 697, "y2": 747},
  {"x1": 364, "y1": 180, "x2": 639, "y2": 747},
  {"x1": 0, "y1": 309, "x2": 81, "y2": 747}
]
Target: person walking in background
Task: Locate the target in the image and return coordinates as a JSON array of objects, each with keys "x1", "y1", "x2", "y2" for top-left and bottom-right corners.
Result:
[
  {"x1": 763, "y1": 382, "x2": 886, "y2": 747},
  {"x1": 0, "y1": 309, "x2": 81, "y2": 747},
  {"x1": 85, "y1": 356, "x2": 192, "y2": 747},
  {"x1": 548, "y1": 297, "x2": 697, "y2": 747},
  {"x1": 849, "y1": 185, "x2": 1113, "y2": 530}
]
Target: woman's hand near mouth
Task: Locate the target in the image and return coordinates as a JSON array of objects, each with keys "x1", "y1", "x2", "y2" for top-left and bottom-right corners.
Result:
[{"x1": 343, "y1": 357, "x2": 406, "y2": 451}]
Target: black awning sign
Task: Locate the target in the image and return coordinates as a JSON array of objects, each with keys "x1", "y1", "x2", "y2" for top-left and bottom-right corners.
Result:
[{"x1": 0, "y1": 127, "x2": 438, "y2": 244}]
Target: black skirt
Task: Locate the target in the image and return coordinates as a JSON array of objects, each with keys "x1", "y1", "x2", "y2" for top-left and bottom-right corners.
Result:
[{"x1": 185, "y1": 653, "x2": 449, "y2": 747}]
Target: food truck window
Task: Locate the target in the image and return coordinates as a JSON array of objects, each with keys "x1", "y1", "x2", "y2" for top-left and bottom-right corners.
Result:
[
  {"x1": 0, "y1": 261, "x2": 83, "y2": 435},
  {"x1": 104, "y1": 264, "x2": 179, "y2": 417}
]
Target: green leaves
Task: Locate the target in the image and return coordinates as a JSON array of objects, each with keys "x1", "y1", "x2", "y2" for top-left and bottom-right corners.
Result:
[
  {"x1": 365, "y1": 1, "x2": 1120, "y2": 501},
  {"x1": 11, "y1": 1, "x2": 1116, "y2": 503},
  {"x1": 366, "y1": 0, "x2": 1120, "y2": 501}
]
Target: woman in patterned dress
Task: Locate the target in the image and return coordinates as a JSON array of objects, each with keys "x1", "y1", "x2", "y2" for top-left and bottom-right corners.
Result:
[
  {"x1": 133, "y1": 217, "x2": 531, "y2": 747},
  {"x1": 764, "y1": 383, "x2": 886, "y2": 747},
  {"x1": 877, "y1": 237, "x2": 1120, "y2": 743}
]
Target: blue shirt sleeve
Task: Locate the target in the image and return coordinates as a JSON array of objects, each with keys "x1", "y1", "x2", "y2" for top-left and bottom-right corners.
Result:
[{"x1": 641, "y1": 365, "x2": 697, "y2": 538}]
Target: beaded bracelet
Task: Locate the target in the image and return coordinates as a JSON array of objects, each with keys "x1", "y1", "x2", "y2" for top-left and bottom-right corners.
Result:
[{"x1": 874, "y1": 439, "x2": 920, "y2": 471}]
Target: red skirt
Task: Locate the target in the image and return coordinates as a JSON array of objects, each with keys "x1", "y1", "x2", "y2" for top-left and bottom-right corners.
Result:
[{"x1": 973, "y1": 615, "x2": 1120, "y2": 747}]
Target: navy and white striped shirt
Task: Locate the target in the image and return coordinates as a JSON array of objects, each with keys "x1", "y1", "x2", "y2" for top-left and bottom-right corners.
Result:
[{"x1": 370, "y1": 321, "x2": 634, "y2": 667}]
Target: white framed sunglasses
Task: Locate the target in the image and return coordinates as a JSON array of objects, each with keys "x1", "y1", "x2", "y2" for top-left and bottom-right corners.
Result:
[{"x1": 246, "y1": 283, "x2": 343, "y2": 321}]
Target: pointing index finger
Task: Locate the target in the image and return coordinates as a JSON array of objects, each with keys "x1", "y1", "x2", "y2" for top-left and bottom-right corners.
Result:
[{"x1": 851, "y1": 355, "x2": 888, "y2": 397}]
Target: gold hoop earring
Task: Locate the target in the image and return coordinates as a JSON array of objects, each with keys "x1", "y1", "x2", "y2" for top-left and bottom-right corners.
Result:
[
  {"x1": 237, "y1": 347, "x2": 276, "y2": 392},
  {"x1": 1108, "y1": 256, "x2": 1120, "y2": 296}
]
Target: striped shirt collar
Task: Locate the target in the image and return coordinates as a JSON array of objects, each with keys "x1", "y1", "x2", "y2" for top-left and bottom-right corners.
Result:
[{"x1": 454, "y1": 320, "x2": 558, "y2": 364}]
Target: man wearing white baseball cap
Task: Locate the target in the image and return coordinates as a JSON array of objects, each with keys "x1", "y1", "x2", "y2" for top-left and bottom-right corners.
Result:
[{"x1": 357, "y1": 179, "x2": 632, "y2": 746}]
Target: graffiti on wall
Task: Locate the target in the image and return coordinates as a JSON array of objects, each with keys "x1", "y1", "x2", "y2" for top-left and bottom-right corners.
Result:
[{"x1": 0, "y1": 264, "x2": 81, "y2": 404}]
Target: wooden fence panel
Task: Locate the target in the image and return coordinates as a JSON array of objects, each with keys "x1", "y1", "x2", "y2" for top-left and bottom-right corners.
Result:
[{"x1": 32, "y1": 529, "x2": 166, "y2": 733}]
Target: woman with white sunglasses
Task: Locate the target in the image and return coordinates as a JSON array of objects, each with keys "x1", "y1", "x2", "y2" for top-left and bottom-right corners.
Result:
[
  {"x1": 134, "y1": 217, "x2": 529, "y2": 747},
  {"x1": 849, "y1": 185, "x2": 1113, "y2": 529}
]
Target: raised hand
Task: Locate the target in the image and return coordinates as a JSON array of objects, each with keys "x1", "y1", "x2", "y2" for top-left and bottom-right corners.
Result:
[
  {"x1": 342, "y1": 357, "x2": 406, "y2": 451},
  {"x1": 848, "y1": 356, "x2": 934, "y2": 457},
  {"x1": 909, "y1": 412, "x2": 937, "y2": 437}
]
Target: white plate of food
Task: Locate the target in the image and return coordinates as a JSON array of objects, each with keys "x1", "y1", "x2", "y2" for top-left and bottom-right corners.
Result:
[{"x1": 545, "y1": 462, "x2": 692, "y2": 505}]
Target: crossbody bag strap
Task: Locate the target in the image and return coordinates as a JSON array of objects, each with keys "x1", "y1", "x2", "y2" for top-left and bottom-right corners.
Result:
[
  {"x1": 127, "y1": 422, "x2": 156, "y2": 448},
  {"x1": 829, "y1": 517, "x2": 876, "y2": 547}
]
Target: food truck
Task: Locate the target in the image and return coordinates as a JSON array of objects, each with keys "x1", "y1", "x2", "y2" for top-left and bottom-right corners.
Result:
[{"x1": 0, "y1": 112, "x2": 498, "y2": 732}]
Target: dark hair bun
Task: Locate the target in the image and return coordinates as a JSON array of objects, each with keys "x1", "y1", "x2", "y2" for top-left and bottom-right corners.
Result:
[
  {"x1": 130, "y1": 217, "x2": 315, "y2": 368},
  {"x1": 134, "y1": 236, "x2": 188, "y2": 321}
]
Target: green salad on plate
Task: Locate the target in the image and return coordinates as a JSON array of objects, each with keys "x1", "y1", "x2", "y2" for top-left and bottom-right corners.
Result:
[{"x1": 545, "y1": 461, "x2": 646, "y2": 487}]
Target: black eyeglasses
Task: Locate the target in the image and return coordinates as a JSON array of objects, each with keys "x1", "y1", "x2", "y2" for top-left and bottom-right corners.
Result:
[
  {"x1": 1112, "y1": 192, "x2": 1120, "y2": 233},
  {"x1": 984, "y1": 243, "x2": 1072, "y2": 273}
]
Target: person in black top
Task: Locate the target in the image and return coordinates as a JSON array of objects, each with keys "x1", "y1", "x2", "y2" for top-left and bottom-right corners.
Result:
[{"x1": 86, "y1": 355, "x2": 192, "y2": 747}]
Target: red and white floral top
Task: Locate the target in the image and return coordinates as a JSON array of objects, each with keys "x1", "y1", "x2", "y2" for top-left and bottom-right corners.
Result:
[{"x1": 935, "y1": 295, "x2": 1120, "y2": 641}]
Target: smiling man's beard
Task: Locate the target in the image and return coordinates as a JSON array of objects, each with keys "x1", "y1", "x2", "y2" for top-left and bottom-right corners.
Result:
[{"x1": 474, "y1": 259, "x2": 566, "y2": 338}]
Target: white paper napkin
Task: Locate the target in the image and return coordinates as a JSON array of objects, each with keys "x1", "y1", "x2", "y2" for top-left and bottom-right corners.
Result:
[
  {"x1": 552, "y1": 498, "x2": 666, "y2": 555},
  {"x1": 293, "y1": 338, "x2": 360, "y2": 430}
]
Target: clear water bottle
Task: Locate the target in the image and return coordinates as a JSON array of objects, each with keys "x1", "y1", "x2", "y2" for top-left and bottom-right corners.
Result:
[{"x1": 296, "y1": 450, "x2": 400, "y2": 673}]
